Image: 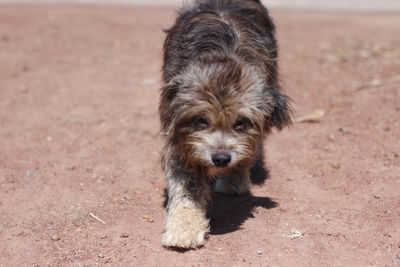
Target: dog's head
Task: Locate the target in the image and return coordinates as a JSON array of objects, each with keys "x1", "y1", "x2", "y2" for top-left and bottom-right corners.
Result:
[{"x1": 159, "y1": 55, "x2": 291, "y2": 175}]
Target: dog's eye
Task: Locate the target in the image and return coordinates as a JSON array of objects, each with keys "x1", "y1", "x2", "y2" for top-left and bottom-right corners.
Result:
[
  {"x1": 233, "y1": 118, "x2": 250, "y2": 131},
  {"x1": 195, "y1": 118, "x2": 209, "y2": 130}
]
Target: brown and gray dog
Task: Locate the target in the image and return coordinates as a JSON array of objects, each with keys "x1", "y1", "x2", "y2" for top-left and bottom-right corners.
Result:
[{"x1": 159, "y1": 0, "x2": 292, "y2": 248}]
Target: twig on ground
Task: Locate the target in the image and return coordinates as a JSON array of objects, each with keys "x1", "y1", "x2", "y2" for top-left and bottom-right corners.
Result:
[
  {"x1": 89, "y1": 212, "x2": 106, "y2": 225},
  {"x1": 356, "y1": 75, "x2": 400, "y2": 91}
]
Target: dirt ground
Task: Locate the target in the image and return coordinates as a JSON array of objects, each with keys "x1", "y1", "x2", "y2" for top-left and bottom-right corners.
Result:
[{"x1": 0, "y1": 6, "x2": 399, "y2": 266}]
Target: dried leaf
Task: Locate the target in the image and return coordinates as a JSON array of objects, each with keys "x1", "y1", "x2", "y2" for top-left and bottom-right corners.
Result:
[{"x1": 295, "y1": 109, "x2": 326, "y2": 123}]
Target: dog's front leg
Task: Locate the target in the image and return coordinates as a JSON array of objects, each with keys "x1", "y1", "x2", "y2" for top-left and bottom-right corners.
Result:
[{"x1": 162, "y1": 170, "x2": 210, "y2": 249}]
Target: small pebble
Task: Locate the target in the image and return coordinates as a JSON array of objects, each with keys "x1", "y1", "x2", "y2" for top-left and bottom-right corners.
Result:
[
  {"x1": 120, "y1": 233, "x2": 129, "y2": 238},
  {"x1": 50, "y1": 235, "x2": 60, "y2": 241},
  {"x1": 396, "y1": 254, "x2": 400, "y2": 260},
  {"x1": 26, "y1": 170, "x2": 36, "y2": 178},
  {"x1": 18, "y1": 85, "x2": 29, "y2": 93},
  {"x1": 331, "y1": 162, "x2": 341, "y2": 169},
  {"x1": 143, "y1": 215, "x2": 154, "y2": 223},
  {"x1": 370, "y1": 78, "x2": 381, "y2": 86},
  {"x1": 67, "y1": 166, "x2": 76, "y2": 171},
  {"x1": 305, "y1": 174, "x2": 313, "y2": 178},
  {"x1": 290, "y1": 229, "x2": 304, "y2": 239},
  {"x1": 359, "y1": 50, "x2": 371, "y2": 58},
  {"x1": 257, "y1": 250, "x2": 262, "y2": 255},
  {"x1": 14, "y1": 231, "x2": 24, "y2": 237}
]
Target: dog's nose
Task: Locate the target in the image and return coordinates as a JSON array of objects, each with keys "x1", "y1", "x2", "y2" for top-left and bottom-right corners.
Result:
[{"x1": 212, "y1": 152, "x2": 231, "y2": 167}]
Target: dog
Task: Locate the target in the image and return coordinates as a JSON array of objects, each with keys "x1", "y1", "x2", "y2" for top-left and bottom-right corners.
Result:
[{"x1": 159, "y1": 0, "x2": 292, "y2": 248}]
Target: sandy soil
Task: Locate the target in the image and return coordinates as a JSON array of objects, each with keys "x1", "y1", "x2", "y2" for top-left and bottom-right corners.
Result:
[
  {"x1": 0, "y1": 6, "x2": 399, "y2": 266},
  {"x1": 2, "y1": 0, "x2": 400, "y2": 12}
]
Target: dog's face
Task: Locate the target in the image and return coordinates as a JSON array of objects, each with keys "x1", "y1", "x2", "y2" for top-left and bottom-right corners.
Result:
[{"x1": 160, "y1": 56, "x2": 291, "y2": 175}]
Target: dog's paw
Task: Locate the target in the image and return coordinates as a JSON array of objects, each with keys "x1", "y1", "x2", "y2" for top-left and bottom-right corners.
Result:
[
  {"x1": 214, "y1": 179, "x2": 250, "y2": 195},
  {"x1": 162, "y1": 205, "x2": 209, "y2": 249},
  {"x1": 162, "y1": 218, "x2": 209, "y2": 249},
  {"x1": 162, "y1": 225, "x2": 208, "y2": 249}
]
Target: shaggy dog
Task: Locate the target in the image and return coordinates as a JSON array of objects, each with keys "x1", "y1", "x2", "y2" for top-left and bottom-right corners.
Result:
[{"x1": 159, "y1": 0, "x2": 292, "y2": 248}]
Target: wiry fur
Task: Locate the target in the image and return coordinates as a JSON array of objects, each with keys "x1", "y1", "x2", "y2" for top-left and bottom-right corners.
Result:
[{"x1": 159, "y1": 0, "x2": 292, "y2": 249}]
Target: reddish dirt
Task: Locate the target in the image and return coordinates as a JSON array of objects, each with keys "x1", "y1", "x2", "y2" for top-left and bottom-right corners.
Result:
[{"x1": 1, "y1": 6, "x2": 399, "y2": 266}]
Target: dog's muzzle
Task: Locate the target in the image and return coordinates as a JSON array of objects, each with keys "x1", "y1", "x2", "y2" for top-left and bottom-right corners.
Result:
[{"x1": 212, "y1": 152, "x2": 231, "y2": 167}]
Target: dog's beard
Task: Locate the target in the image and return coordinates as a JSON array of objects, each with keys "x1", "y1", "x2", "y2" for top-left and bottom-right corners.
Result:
[{"x1": 176, "y1": 129, "x2": 260, "y2": 176}]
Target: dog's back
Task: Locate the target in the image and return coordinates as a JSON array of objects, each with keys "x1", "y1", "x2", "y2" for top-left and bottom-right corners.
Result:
[{"x1": 163, "y1": 0, "x2": 278, "y2": 87}]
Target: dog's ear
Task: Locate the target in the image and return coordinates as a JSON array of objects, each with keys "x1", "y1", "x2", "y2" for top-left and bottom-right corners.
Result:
[
  {"x1": 264, "y1": 88, "x2": 292, "y2": 131},
  {"x1": 159, "y1": 80, "x2": 179, "y2": 133}
]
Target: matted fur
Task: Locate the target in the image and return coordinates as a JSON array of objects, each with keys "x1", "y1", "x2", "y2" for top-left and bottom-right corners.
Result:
[{"x1": 159, "y1": 0, "x2": 292, "y2": 249}]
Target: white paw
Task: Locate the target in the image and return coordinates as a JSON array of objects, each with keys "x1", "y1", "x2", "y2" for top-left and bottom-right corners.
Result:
[
  {"x1": 162, "y1": 227, "x2": 207, "y2": 249},
  {"x1": 162, "y1": 204, "x2": 209, "y2": 249}
]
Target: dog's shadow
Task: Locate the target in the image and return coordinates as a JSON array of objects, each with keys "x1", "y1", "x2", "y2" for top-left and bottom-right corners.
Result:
[
  {"x1": 162, "y1": 155, "x2": 278, "y2": 236},
  {"x1": 209, "y1": 155, "x2": 277, "y2": 235}
]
